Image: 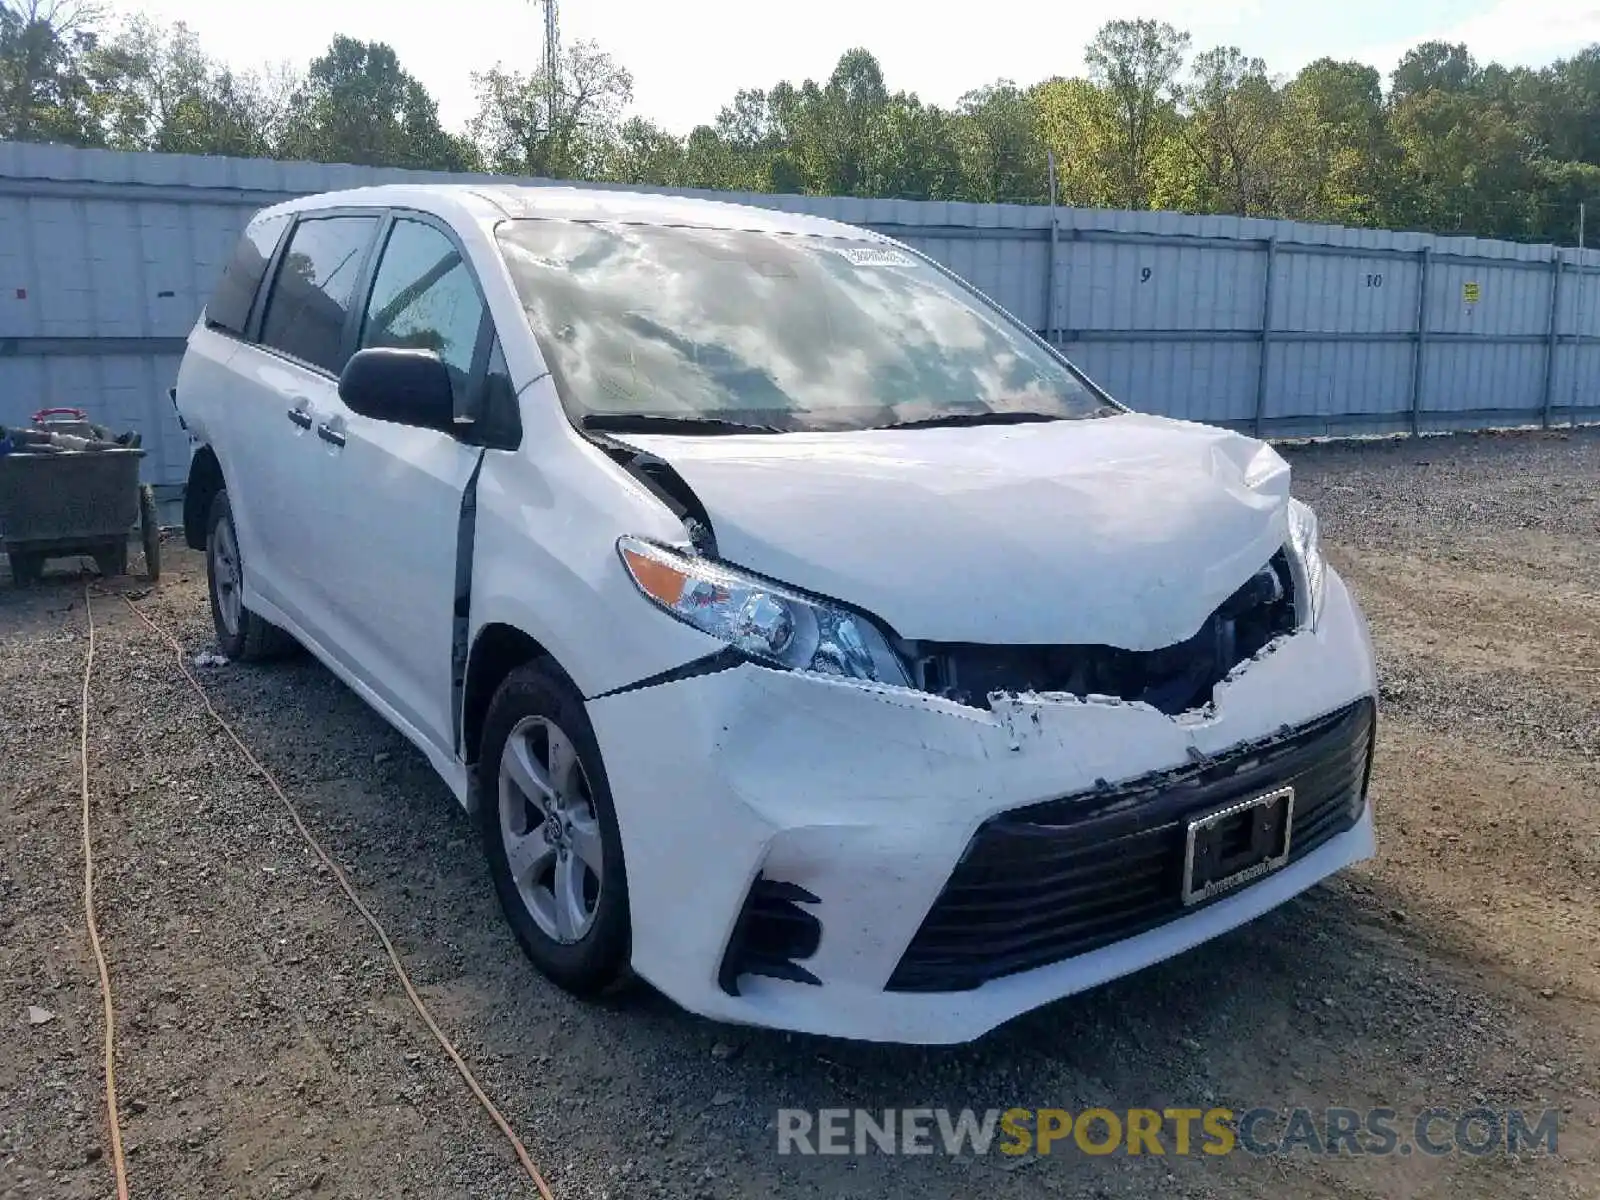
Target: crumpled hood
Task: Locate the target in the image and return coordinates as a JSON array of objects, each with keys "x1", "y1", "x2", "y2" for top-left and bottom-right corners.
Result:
[{"x1": 615, "y1": 413, "x2": 1294, "y2": 650}]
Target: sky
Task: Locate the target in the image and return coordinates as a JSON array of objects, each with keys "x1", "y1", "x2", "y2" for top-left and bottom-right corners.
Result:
[{"x1": 123, "y1": 0, "x2": 1600, "y2": 135}]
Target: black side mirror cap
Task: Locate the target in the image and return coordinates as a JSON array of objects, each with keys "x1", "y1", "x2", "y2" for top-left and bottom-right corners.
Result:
[{"x1": 338, "y1": 347, "x2": 455, "y2": 433}]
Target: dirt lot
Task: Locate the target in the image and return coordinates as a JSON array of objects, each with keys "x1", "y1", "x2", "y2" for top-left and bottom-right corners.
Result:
[{"x1": 3, "y1": 428, "x2": 1599, "y2": 1200}]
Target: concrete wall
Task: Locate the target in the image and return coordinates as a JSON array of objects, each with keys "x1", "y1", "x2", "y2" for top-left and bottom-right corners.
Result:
[{"x1": 4, "y1": 140, "x2": 1600, "y2": 507}]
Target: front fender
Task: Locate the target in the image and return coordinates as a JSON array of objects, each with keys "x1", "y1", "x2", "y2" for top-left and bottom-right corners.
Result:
[{"x1": 470, "y1": 450, "x2": 723, "y2": 700}]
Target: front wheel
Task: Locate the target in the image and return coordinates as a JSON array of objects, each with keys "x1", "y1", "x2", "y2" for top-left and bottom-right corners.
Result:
[
  {"x1": 205, "y1": 489, "x2": 293, "y2": 661},
  {"x1": 478, "y1": 661, "x2": 631, "y2": 996}
]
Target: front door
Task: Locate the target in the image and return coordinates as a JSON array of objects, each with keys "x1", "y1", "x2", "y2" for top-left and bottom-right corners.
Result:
[{"x1": 306, "y1": 214, "x2": 492, "y2": 757}]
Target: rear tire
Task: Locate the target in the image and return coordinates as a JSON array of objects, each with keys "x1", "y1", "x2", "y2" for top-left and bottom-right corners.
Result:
[
  {"x1": 206, "y1": 489, "x2": 294, "y2": 662},
  {"x1": 478, "y1": 661, "x2": 631, "y2": 997}
]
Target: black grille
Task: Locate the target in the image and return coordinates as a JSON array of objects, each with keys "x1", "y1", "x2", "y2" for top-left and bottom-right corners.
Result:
[{"x1": 886, "y1": 698, "x2": 1375, "y2": 993}]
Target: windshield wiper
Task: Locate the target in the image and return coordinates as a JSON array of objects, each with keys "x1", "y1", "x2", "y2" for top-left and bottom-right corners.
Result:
[
  {"x1": 870, "y1": 410, "x2": 1068, "y2": 431},
  {"x1": 581, "y1": 413, "x2": 786, "y2": 436}
]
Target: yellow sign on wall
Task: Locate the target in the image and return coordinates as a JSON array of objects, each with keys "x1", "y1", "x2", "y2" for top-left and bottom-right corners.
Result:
[{"x1": 1463, "y1": 281, "x2": 1481, "y2": 303}]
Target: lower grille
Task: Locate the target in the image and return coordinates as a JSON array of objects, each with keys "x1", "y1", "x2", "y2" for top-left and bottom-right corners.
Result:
[
  {"x1": 886, "y1": 698, "x2": 1375, "y2": 993},
  {"x1": 717, "y1": 875, "x2": 823, "y2": 995}
]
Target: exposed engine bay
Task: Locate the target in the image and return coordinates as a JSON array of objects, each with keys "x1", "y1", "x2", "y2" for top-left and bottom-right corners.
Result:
[
  {"x1": 900, "y1": 554, "x2": 1298, "y2": 715},
  {"x1": 603, "y1": 439, "x2": 1299, "y2": 717}
]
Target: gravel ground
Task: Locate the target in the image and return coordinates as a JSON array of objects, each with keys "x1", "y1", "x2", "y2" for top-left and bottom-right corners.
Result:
[{"x1": 3, "y1": 427, "x2": 1600, "y2": 1200}]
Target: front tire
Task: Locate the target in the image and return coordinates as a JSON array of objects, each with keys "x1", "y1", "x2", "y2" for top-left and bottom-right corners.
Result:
[
  {"x1": 205, "y1": 489, "x2": 293, "y2": 661},
  {"x1": 478, "y1": 662, "x2": 631, "y2": 996}
]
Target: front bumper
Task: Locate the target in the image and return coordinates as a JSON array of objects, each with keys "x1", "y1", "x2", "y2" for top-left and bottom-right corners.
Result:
[{"x1": 586, "y1": 569, "x2": 1378, "y2": 1045}]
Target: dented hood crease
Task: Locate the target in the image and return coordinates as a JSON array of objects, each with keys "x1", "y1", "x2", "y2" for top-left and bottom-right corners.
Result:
[{"x1": 615, "y1": 413, "x2": 1292, "y2": 650}]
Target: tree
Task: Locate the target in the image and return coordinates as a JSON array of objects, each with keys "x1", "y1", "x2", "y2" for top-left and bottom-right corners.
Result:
[
  {"x1": 469, "y1": 39, "x2": 632, "y2": 179},
  {"x1": 1031, "y1": 76, "x2": 1119, "y2": 206},
  {"x1": 1269, "y1": 58, "x2": 1394, "y2": 226},
  {"x1": 952, "y1": 81, "x2": 1046, "y2": 203},
  {"x1": 84, "y1": 17, "x2": 286, "y2": 157},
  {"x1": 13, "y1": 6, "x2": 1600, "y2": 245},
  {"x1": 715, "y1": 87, "x2": 775, "y2": 150},
  {"x1": 601, "y1": 115, "x2": 684, "y2": 187},
  {"x1": 1083, "y1": 18, "x2": 1190, "y2": 208},
  {"x1": 1529, "y1": 158, "x2": 1600, "y2": 243},
  {"x1": 281, "y1": 35, "x2": 473, "y2": 170},
  {"x1": 775, "y1": 48, "x2": 893, "y2": 196},
  {"x1": 1391, "y1": 41, "x2": 1477, "y2": 102},
  {"x1": 1175, "y1": 46, "x2": 1281, "y2": 215},
  {"x1": 680, "y1": 123, "x2": 750, "y2": 191},
  {"x1": 1502, "y1": 48, "x2": 1600, "y2": 167},
  {"x1": 0, "y1": 0, "x2": 102, "y2": 144},
  {"x1": 1388, "y1": 88, "x2": 1532, "y2": 237},
  {"x1": 863, "y1": 93, "x2": 962, "y2": 200}
]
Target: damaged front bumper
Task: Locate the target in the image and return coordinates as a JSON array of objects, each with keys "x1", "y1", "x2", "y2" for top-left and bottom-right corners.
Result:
[{"x1": 586, "y1": 569, "x2": 1378, "y2": 1045}]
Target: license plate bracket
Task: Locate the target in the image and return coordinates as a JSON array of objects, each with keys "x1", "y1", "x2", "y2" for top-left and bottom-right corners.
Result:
[{"x1": 1182, "y1": 786, "x2": 1294, "y2": 906}]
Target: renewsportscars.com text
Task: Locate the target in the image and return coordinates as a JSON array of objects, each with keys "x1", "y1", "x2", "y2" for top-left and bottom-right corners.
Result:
[{"x1": 775, "y1": 1107, "x2": 1560, "y2": 1158}]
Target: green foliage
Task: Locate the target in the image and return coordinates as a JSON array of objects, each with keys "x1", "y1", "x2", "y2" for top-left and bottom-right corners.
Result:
[
  {"x1": 85, "y1": 17, "x2": 283, "y2": 157},
  {"x1": 1084, "y1": 19, "x2": 1190, "y2": 209},
  {"x1": 468, "y1": 39, "x2": 632, "y2": 180},
  {"x1": 953, "y1": 82, "x2": 1046, "y2": 203},
  {"x1": 282, "y1": 36, "x2": 473, "y2": 171},
  {"x1": 0, "y1": 0, "x2": 104, "y2": 145},
  {"x1": 1269, "y1": 59, "x2": 1395, "y2": 227},
  {"x1": 1175, "y1": 47, "x2": 1279, "y2": 216},
  {"x1": 8, "y1": 6, "x2": 1600, "y2": 244}
]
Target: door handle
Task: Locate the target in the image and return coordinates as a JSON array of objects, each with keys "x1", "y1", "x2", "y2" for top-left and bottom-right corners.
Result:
[
  {"x1": 286, "y1": 407, "x2": 313, "y2": 429},
  {"x1": 316, "y1": 422, "x2": 346, "y2": 448}
]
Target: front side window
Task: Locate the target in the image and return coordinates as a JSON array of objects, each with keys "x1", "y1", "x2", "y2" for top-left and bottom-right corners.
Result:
[
  {"x1": 495, "y1": 220, "x2": 1113, "y2": 432},
  {"x1": 359, "y1": 218, "x2": 487, "y2": 408},
  {"x1": 259, "y1": 215, "x2": 380, "y2": 374}
]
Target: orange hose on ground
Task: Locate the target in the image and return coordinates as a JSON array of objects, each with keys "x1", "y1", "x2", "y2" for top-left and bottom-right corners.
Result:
[
  {"x1": 80, "y1": 583, "x2": 132, "y2": 1200},
  {"x1": 113, "y1": 591, "x2": 555, "y2": 1199}
]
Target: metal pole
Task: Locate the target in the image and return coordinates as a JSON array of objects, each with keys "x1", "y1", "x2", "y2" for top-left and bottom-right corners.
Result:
[
  {"x1": 1570, "y1": 202, "x2": 1586, "y2": 428},
  {"x1": 1409, "y1": 247, "x2": 1430, "y2": 438},
  {"x1": 1045, "y1": 150, "x2": 1059, "y2": 345},
  {"x1": 546, "y1": 0, "x2": 560, "y2": 136},
  {"x1": 1542, "y1": 253, "x2": 1564, "y2": 429},
  {"x1": 1253, "y1": 236, "x2": 1277, "y2": 437}
]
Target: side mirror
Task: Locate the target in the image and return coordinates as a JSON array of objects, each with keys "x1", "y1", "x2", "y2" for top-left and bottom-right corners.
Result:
[{"x1": 338, "y1": 347, "x2": 455, "y2": 432}]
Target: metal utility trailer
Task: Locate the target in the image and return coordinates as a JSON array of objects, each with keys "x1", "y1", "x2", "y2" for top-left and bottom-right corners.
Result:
[{"x1": 0, "y1": 447, "x2": 161, "y2": 586}]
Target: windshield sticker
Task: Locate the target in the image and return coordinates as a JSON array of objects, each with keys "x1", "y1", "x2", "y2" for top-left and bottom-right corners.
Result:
[{"x1": 830, "y1": 246, "x2": 916, "y2": 267}]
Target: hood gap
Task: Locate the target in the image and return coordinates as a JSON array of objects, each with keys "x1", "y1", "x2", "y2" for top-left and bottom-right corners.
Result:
[{"x1": 601, "y1": 439, "x2": 717, "y2": 555}]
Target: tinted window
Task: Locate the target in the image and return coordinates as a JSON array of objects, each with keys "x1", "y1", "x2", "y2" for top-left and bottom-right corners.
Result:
[
  {"x1": 259, "y1": 215, "x2": 379, "y2": 374},
  {"x1": 206, "y1": 212, "x2": 290, "y2": 336},
  {"x1": 360, "y1": 218, "x2": 487, "y2": 407},
  {"x1": 495, "y1": 221, "x2": 1113, "y2": 433},
  {"x1": 478, "y1": 337, "x2": 521, "y2": 447}
]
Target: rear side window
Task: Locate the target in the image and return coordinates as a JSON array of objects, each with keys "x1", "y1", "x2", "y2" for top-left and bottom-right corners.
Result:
[
  {"x1": 259, "y1": 215, "x2": 380, "y2": 374},
  {"x1": 205, "y1": 213, "x2": 290, "y2": 336}
]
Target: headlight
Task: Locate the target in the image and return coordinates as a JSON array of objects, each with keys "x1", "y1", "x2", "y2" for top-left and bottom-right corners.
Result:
[
  {"x1": 617, "y1": 536, "x2": 911, "y2": 686},
  {"x1": 1286, "y1": 498, "x2": 1326, "y2": 630}
]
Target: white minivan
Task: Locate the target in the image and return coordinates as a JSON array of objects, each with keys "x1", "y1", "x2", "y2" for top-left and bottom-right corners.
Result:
[{"x1": 174, "y1": 184, "x2": 1378, "y2": 1045}]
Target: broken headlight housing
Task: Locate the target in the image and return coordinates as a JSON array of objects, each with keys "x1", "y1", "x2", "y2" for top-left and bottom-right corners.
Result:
[
  {"x1": 1286, "y1": 498, "x2": 1327, "y2": 630},
  {"x1": 617, "y1": 536, "x2": 911, "y2": 686}
]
